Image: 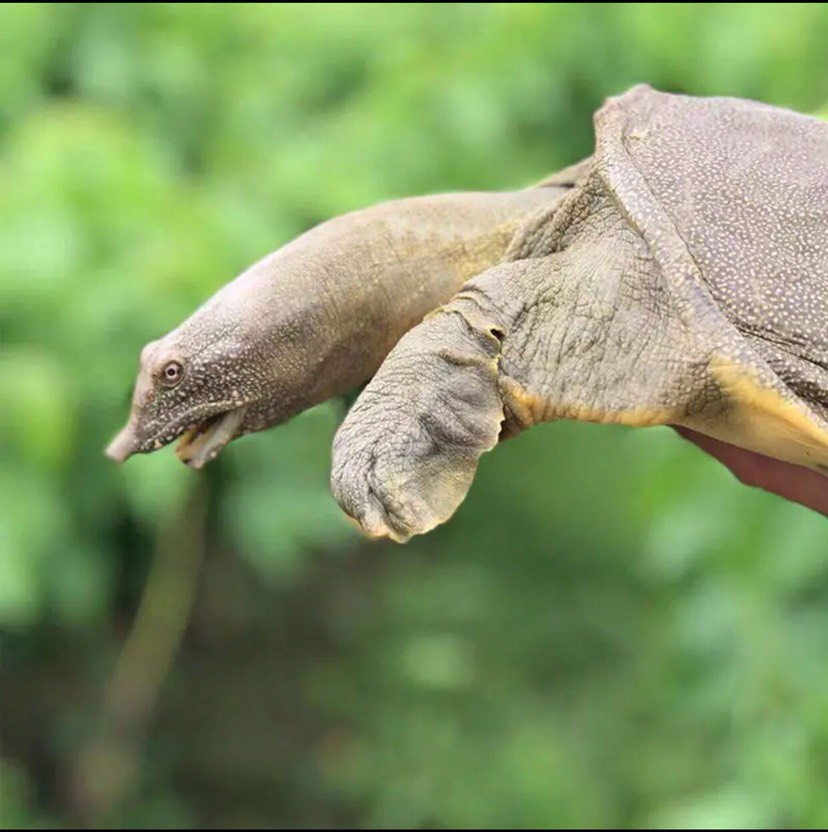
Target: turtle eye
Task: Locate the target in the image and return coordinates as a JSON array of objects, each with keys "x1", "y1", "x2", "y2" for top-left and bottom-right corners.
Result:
[{"x1": 160, "y1": 360, "x2": 183, "y2": 388}]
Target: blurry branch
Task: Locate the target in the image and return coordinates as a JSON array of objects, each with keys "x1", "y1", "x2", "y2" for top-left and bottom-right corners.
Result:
[{"x1": 68, "y1": 478, "x2": 210, "y2": 827}]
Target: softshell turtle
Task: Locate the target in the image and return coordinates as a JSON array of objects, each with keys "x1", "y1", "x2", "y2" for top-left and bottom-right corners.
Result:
[{"x1": 107, "y1": 85, "x2": 828, "y2": 542}]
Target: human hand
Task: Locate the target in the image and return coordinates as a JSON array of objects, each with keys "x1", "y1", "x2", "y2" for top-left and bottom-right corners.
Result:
[{"x1": 674, "y1": 427, "x2": 828, "y2": 518}]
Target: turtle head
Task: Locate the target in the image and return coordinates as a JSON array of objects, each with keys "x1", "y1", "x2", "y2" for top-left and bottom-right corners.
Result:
[{"x1": 106, "y1": 303, "x2": 265, "y2": 469}]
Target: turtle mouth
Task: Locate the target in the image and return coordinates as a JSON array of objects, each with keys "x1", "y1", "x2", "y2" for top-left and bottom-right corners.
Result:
[{"x1": 175, "y1": 406, "x2": 249, "y2": 469}]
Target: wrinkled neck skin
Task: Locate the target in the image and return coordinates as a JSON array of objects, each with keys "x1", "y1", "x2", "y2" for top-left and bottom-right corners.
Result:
[
  {"x1": 225, "y1": 188, "x2": 566, "y2": 426},
  {"x1": 108, "y1": 185, "x2": 570, "y2": 466}
]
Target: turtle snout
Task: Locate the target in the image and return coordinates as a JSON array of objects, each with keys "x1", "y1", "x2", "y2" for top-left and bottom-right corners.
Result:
[{"x1": 105, "y1": 422, "x2": 141, "y2": 463}]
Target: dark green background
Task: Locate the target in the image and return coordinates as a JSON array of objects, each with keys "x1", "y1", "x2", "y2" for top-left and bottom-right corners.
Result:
[{"x1": 3, "y1": 3, "x2": 828, "y2": 828}]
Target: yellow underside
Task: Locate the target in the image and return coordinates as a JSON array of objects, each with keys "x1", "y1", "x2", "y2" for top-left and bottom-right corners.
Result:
[
  {"x1": 502, "y1": 355, "x2": 828, "y2": 473},
  {"x1": 500, "y1": 374, "x2": 678, "y2": 430},
  {"x1": 683, "y1": 356, "x2": 828, "y2": 472}
]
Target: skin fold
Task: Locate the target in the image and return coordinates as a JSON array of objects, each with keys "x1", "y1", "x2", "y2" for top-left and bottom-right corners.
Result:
[{"x1": 108, "y1": 85, "x2": 828, "y2": 541}]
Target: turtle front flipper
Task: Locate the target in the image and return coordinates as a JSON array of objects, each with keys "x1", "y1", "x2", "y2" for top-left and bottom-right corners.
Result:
[{"x1": 330, "y1": 195, "x2": 717, "y2": 542}]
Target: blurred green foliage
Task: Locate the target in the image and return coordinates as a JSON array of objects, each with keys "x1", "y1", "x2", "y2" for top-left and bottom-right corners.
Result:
[{"x1": 3, "y1": 3, "x2": 828, "y2": 829}]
